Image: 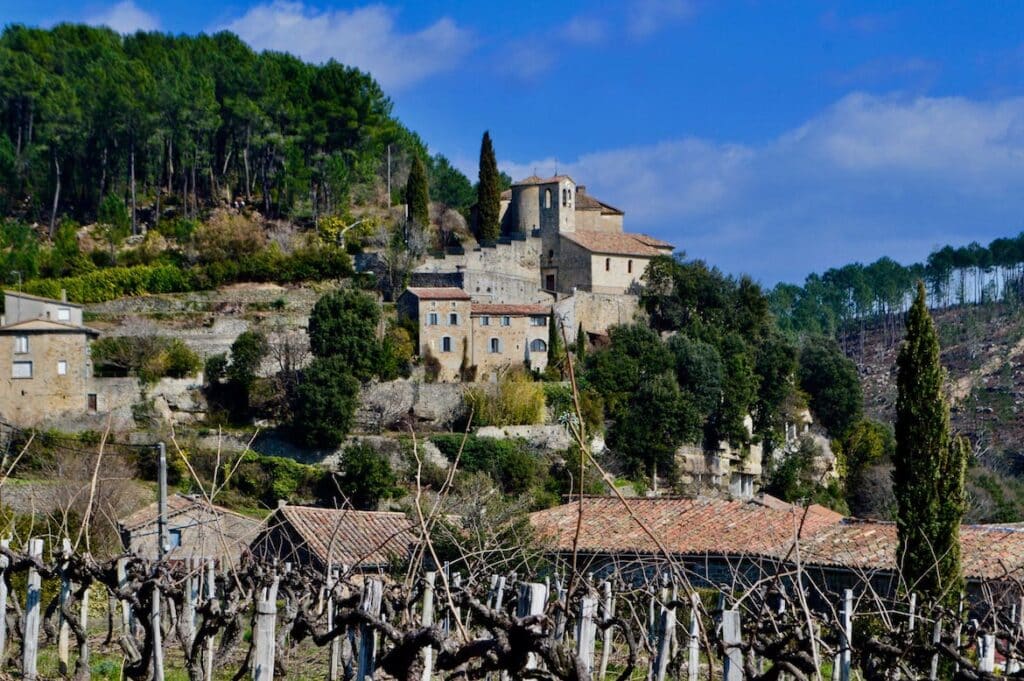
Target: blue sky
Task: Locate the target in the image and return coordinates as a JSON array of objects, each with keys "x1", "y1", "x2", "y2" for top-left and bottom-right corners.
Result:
[{"x1": 4, "y1": 0, "x2": 1024, "y2": 285}]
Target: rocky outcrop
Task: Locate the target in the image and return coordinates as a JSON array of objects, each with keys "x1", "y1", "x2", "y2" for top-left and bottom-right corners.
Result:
[{"x1": 355, "y1": 380, "x2": 467, "y2": 432}]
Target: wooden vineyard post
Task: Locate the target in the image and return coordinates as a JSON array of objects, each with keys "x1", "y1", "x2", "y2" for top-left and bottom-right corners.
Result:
[
  {"x1": 653, "y1": 592, "x2": 676, "y2": 681},
  {"x1": 577, "y1": 594, "x2": 598, "y2": 679},
  {"x1": 979, "y1": 633, "x2": 996, "y2": 673},
  {"x1": 598, "y1": 580, "x2": 614, "y2": 681},
  {"x1": 687, "y1": 593, "x2": 700, "y2": 681},
  {"x1": 204, "y1": 559, "x2": 216, "y2": 681},
  {"x1": 421, "y1": 571, "x2": 436, "y2": 681},
  {"x1": 327, "y1": 567, "x2": 341, "y2": 681},
  {"x1": 721, "y1": 609, "x2": 743, "y2": 681},
  {"x1": 117, "y1": 556, "x2": 132, "y2": 635},
  {"x1": 929, "y1": 617, "x2": 943, "y2": 681},
  {"x1": 252, "y1": 576, "x2": 281, "y2": 681},
  {"x1": 357, "y1": 579, "x2": 383, "y2": 681},
  {"x1": 58, "y1": 537, "x2": 71, "y2": 675},
  {"x1": 451, "y1": 573, "x2": 463, "y2": 635},
  {"x1": 153, "y1": 578, "x2": 165, "y2": 681},
  {"x1": 839, "y1": 588, "x2": 852, "y2": 681},
  {"x1": 22, "y1": 538, "x2": 43, "y2": 681},
  {"x1": 0, "y1": 537, "x2": 9, "y2": 663},
  {"x1": 517, "y1": 582, "x2": 547, "y2": 670}
]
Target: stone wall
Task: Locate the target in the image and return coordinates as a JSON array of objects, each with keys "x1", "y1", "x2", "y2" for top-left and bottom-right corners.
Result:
[
  {"x1": 355, "y1": 379, "x2": 467, "y2": 432},
  {"x1": 0, "y1": 330, "x2": 94, "y2": 426},
  {"x1": 413, "y1": 238, "x2": 546, "y2": 304},
  {"x1": 554, "y1": 291, "x2": 642, "y2": 336}
]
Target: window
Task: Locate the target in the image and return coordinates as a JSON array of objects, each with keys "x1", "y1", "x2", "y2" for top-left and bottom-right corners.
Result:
[
  {"x1": 561, "y1": 188, "x2": 567, "y2": 206},
  {"x1": 169, "y1": 529, "x2": 182, "y2": 549},
  {"x1": 605, "y1": 258, "x2": 611, "y2": 271},
  {"x1": 448, "y1": 312, "x2": 459, "y2": 325},
  {"x1": 56, "y1": 308, "x2": 70, "y2": 322},
  {"x1": 14, "y1": 336, "x2": 28, "y2": 354},
  {"x1": 427, "y1": 312, "x2": 439, "y2": 325},
  {"x1": 530, "y1": 339, "x2": 547, "y2": 352},
  {"x1": 11, "y1": 361, "x2": 32, "y2": 379},
  {"x1": 530, "y1": 316, "x2": 547, "y2": 327},
  {"x1": 87, "y1": 394, "x2": 97, "y2": 411},
  {"x1": 548, "y1": 249, "x2": 554, "y2": 259},
  {"x1": 544, "y1": 188, "x2": 552, "y2": 209},
  {"x1": 489, "y1": 338, "x2": 502, "y2": 353},
  {"x1": 441, "y1": 336, "x2": 452, "y2": 353},
  {"x1": 480, "y1": 316, "x2": 490, "y2": 326},
  {"x1": 57, "y1": 360, "x2": 68, "y2": 376},
  {"x1": 501, "y1": 316, "x2": 511, "y2": 327},
  {"x1": 627, "y1": 259, "x2": 633, "y2": 274}
]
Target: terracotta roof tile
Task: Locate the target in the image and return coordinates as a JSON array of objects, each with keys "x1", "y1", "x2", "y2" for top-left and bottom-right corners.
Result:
[
  {"x1": 471, "y1": 303, "x2": 551, "y2": 316},
  {"x1": 560, "y1": 230, "x2": 674, "y2": 257},
  {"x1": 632, "y1": 233, "x2": 674, "y2": 249},
  {"x1": 275, "y1": 505, "x2": 417, "y2": 569},
  {"x1": 403, "y1": 287, "x2": 472, "y2": 301},
  {"x1": 119, "y1": 493, "x2": 256, "y2": 532},
  {"x1": 574, "y1": 191, "x2": 624, "y2": 215}
]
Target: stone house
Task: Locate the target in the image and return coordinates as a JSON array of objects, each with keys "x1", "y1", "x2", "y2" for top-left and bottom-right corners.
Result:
[
  {"x1": 250, "y1": 504, "x2": 417, "y2": 572},
  {"x1": 0, "y1": 291, "x2": 101, "y2": 424},
  {"x1": 119, "y1": 493, "x2": 265, "y2": 565},
  {"x1": 397, "y1": 287, "x2": 551, "y2": 382}
]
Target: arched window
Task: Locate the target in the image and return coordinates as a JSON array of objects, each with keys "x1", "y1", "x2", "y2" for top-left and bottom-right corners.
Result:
[
  {"x1": 544, "y1": 189, "x2": 552, "y2": 209},
  {"x1": 561, "y1": 188, "x2": 567, "y2": 206},
  {"x1": 530, "y1": 339, "x2": 547, "y2": 352},
  {"x1": 627, "y1": 259, "x2": 633, "y2": 274},
  {"x1": 605, "y1": 257, "x2": 611, "y2": 271}
]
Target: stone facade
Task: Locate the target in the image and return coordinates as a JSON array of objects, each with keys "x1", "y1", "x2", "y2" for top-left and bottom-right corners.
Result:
[
  {"x1": 676, "y1": 416, "x2": 764, "y2": 499},
  {"x1": 398, "y1": 287, "x2": 473, "y2": 381}
]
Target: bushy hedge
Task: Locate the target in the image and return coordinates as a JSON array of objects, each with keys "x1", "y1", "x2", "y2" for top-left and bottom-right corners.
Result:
[
  {"x1": 22, "y1": 245, "x2": 353, "y2": 304},
  {"x1": 431, "y1": 434, "x2": 540, "y2": 496}
]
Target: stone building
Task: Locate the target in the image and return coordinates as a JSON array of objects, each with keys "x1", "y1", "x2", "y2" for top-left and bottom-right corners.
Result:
[
  {"x1": 397, "y1": 287, "x2": 551, "y2": 382},
  {"x1": 0, "y1": 291, "x2": 101, "y2": 424},
  {"x1": 410, "y1": 175, "x2": 673, "y2": 335}
]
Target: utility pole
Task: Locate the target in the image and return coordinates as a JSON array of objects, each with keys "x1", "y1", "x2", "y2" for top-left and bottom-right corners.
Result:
[
  {"x1": 156, "y1": 442, "x2": 168, "y2": 557},
  {"x1": 386, "y1": 144, "x2": 392, "y2": 208}
]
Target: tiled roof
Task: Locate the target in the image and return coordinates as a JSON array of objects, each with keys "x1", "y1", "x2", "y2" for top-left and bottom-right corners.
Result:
[
  {"x1": 574, "y1": 192, "x2": 624, "y2": 215},
  {"x1": 471, "y1": 303, "x2": 551, "y2": 316},
  {"x1": 530, "y1": 496, "x2": 843, "y2": 558},
  {"x1": 512, "y1": 174, "x2": 573, "y2": 186},
  {"x1": 274, "y1": 505, "x2": 417, "y2": 568},
  {"x1": 632, "y1": 233, "x2": 675, "y2": 249},
  {"x1": 500, "y1": 189, "x2": 512, "y2": 201},
  {"x1": 119, "y1": 493, "x2": 257, "y2": 532},
  {"x1": 4, "y1": 290, "x2": 82, "y2": 307},
  {"x1": 0, "y1": 318, "x2": 99, "y2": 335},
  {"x1": 530, "y1": 498, "x2": 1024, "y2": 581},
  {"x1": 560, "y1": 230, "x2": 674, "y2": 257},
  {"x1": 403, "y1": 287, "x2": 472, "y2": 301}
]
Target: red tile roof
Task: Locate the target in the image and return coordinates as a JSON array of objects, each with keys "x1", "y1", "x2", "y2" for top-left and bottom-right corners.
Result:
[
  {"x1": 560, "y1": 230, "x2": 674, "y2": 257},
  {"x1": 530, "y1": 496, "x2": 843, "y2": 559},
  {"x1": 530, "y1": 497, "x2": 1024, "y2": 581},
  {"x1": 471, "y1": 303, "x2": 551, "y2": 316},
  {"x1": 272, "y1": 505, "x2": 417, "y2": 569},
  {"x1": 403, "y1": 287, "x2": 472, "y2": 301},
  {"x1": 632, "y1": 233, "x2": 675, "y2": 249},
  {"x1": 574, "y1": 191, "x2": 624, "y2": 215}
]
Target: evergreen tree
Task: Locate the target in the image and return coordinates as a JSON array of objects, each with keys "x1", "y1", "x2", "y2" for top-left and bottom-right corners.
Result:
[
  {"x1": 547, "y1": 313, "x2": 565, "y2": 378},
  {"x1": 476, "y1": 131, "x2": 501, "y2": 242},
  {"x1": 575, "y1": 323, "x2": 587, "y2": 364},
  {"x1": 893, "y1": 282, "x2": 967, "y2": 605},
  {"x1": 406, "y1": 153, "x2": 430, "y2": 227}
]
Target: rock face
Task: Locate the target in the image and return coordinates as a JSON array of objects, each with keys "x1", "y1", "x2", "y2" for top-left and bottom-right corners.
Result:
[
  {"x1": 355, "y1": 380, "x2": 467, "y2": 432},
  {"x1": 476, "y1": 425, "x2": 573, "y2": 451}
]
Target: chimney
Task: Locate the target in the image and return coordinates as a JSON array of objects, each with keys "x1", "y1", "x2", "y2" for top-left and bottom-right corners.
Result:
[
  {"x1": 577, "y1": 185, "x2": 586, "y2": 195},
  {"x1": 60, "y1": 288, "x2": 67, "y2": 302}
]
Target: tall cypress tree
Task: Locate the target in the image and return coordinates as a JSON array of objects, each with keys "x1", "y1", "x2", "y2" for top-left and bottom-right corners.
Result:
[
  {"x1": 575, "y1": 323, "x2": 587, "y2": 364},
  {"x1": 893, "y1": 281, "x2": 967, "y2": 605},
  {"x1": 476, "y1": 131, "x2": 501, "y2": 242},
  {"x1": 406, "y1": 154, "x2": 430, "y2": 227},
  {"x1": 547, "y1": 313, "x2": 565, "y2": 377}
]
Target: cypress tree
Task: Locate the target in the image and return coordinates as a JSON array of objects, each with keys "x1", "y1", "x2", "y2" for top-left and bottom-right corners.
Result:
[
  {"x1": 575, "y1": 323, "x2": 587, "y2": 364},
  {"x1": 406, "y1": 154, "x2": 430, "y2": 227},
  {"x1": 547, "y1": 313, "x2": 565, "y2": 377},
  {"x1": 476, "y1": 131, "x2": 501, "y2": 242},
  {"x1": 893, "y1": 281, "x2": 967, "y2": 605}
]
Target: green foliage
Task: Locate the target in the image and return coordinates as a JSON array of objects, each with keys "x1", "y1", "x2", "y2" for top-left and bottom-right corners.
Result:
[
  {"x1": 230, "y1": 451, "x2": 326, "y2": 507},
  {"x1": 431, "y1": 435, "x2": 540, "y2": 496},
  {"x1": 335, "y1": 442, "x2": 402, "y2": 510},
  {"x1": 308, "y1": 288, "x2": 390, "y2": 381},
  {"x1": 406, "y1": 154, "x2": 430, "y2": 228},
  {"x1": 575, "y1": 323, "x2": 587, "y2": 363},
  {"x1": 90, "y1": 335, "x2": 200, "y2": 382},
  {"x1": 428, "y1": 153, "x2": 474, "y2": 213},
  {"x1": 97, "y1": 193, "x2": 131, "y2": 253},
  {"x1": 464, "y1": 369, "x2": 546, "y2": 426},
  {"x1": 476, "y1": 131, "x2": 501, "y2": 242},
  {"x1": 227, "y1": 330, "x2": 268, "y2": 391},
  {"x1": 798, "y1": 336, "x2": 863, "y2": 437},
  {"x1": 542, "y1": 383, "x2": 604, "y2": 432},
  {"x1": 585, "y1": 323, "x2": 673, "y2": 414},
  {"x1": 668, "y1": 335, "x2": 722, "y2": 417},
  {"x1": 290, "y1": 355, "x2": 361, "y2": 449},
  {"x1": 193, "y1": 213, "x2": 266, "y2": 263},
  {"x1": 204, "y1": 352, "x2": 228, "y2": 383},
  {"x1": 893, "y1": 282, "x2": 968, "y2": 605},
  {"x1": 764, "y1": 436, "x2": 848, "y2": 513}
]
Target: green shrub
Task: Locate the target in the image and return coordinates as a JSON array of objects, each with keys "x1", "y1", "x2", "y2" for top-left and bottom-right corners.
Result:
[
  {"x1": 333, "y1": 442, "x2": 402, "y2": 509},
  {"x1": 91, "y1": 335, "x2": 201, "y2": 382},
  {"x1": 431, "y1": 434, "x2": 540, "y2": 496},
  {"x1": 465, "y1": 370, "x2": 545, "y2": 426},
  {"x1": 289, "y1": 356, "x2": 361, "y2": 449},
  {"x1": 542, "y1": 383, "x2": 605, "y2": 432}
]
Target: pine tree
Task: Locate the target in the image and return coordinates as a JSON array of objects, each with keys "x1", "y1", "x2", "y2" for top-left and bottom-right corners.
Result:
[
  {"x1": 893, "y1": 281, "x2": 967, "y2": 605},
  {"x1": 406, "y1": 154, "x2": 430, "y2": 227},
  {"x1": 476, "y1": 131, "x2": 501, "y2": 242},
  {"x1": 575, "y1": 323, "x2": 587, "y2": 364}
]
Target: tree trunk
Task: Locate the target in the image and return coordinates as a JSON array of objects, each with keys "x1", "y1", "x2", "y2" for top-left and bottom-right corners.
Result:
[
  {"x1": 99, "y1": 146, "x2": 108, "y2": 201},
  {"x1": 49, "y1": 153, "x2": 61, "y2": 237},
  {"x1": 167, "y1": 136, "x2": 174, "y2": 194},
  {"x1": 130, "y1": 144, "x2": 137, "y2": 235},
  {"x1": 243, "y1": 126, "x2": 252, "y2": 202}
]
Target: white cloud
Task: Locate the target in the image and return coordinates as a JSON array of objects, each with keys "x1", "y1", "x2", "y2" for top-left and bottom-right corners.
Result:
[
  {"x1": 221, "y1": 2, "x2": 473, "y2": 90},
  {"x1": 626, "y1": 0, "x2": 696, "y2": 38},
  {"x1": 86, "y1": 0, "x2": 159, "y2": 33},
  {"x1": 562, "y1": 16, "x2": 607, "y2": 45},
  {"x1": 502, "y1": 93, "x2": 1024, "y2": 283}
]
